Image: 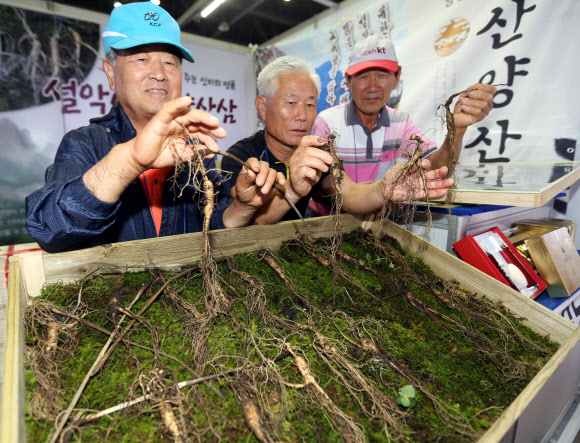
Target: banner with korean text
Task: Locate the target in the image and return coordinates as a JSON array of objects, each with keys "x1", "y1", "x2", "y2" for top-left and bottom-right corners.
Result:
[
  {"x1": 0, "y1": 3, "x2": 253, "y2": 246},
  {"x1": 258, "y1": 0, "x2": 580, "y2": 246}
]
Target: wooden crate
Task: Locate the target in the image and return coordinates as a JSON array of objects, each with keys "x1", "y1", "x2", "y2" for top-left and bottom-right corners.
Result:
[{"x1": 2, "y1": 215, "x2": 579, "y2": 443}]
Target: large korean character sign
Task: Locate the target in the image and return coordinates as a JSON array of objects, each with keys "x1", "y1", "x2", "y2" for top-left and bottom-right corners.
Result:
[{"x1": 257, "y1": 0, "x2": 580, "y2": 246}]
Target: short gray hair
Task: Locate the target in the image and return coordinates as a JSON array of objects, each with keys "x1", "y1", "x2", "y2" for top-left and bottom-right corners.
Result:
[
  {"x1": 257, "y1": 56, "x2": 321, "y2": 98},
  {"x1": 106, "y1": 47, "x2": 118, "y2": 66}
]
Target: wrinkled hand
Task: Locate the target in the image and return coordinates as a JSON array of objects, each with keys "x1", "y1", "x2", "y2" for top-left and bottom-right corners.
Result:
[
  {"x1": 381, "y1": 159, "x2": 454, "y2": 201},
  {"x1": 453, "y1": 83, "x2": 497, "y2": 130},
  {"x1": 286, "y1": 135, "x2": 333, "y2": 200},
  {"x1": 126, "y1": 96, "x2": 227, "y2": 174},
  {"x1": 234, "y1": 158, "x2": 286, "y2": 208}
]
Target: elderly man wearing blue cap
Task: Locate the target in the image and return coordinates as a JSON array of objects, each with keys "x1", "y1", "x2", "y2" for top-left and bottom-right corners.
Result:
[
  {"x1": 26, "y1": 2, "x2": 281, "y2": 253},
  {"x1": 309, "y1": 34, "x2": 496, "y2": 215}
]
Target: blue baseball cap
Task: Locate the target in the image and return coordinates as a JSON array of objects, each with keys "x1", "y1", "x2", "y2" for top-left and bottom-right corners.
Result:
[{"x1": 102, "y1": 2, "x2": 194, "y2": 63}]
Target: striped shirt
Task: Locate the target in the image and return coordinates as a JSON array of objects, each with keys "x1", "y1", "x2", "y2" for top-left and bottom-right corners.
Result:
[{"x1": 311, "y1": 100, "x2": 437, "y2": 184}]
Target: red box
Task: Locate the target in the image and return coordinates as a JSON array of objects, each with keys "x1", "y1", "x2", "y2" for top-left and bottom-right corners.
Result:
[{"x1": 453, "y1": 227, "x2": 546, "y2": 299}]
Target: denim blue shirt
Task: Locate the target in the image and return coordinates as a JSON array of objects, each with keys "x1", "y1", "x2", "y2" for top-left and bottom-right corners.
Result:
[{"x1": 25, "y1": 102, "x2": 231, "y2": 253}]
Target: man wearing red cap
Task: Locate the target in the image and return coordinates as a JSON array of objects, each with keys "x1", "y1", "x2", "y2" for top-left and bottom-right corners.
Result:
[
  {"x1": 310, "y1": 35, "x2": 496, "y2": 214},
  {"x1": 25, "y1": 2, "x2": 280, "y2": 253}
]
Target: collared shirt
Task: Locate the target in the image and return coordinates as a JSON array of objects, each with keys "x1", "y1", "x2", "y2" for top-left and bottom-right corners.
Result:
[{"x1": 311, "y1": 100, "x2": 437, "y2": 184}]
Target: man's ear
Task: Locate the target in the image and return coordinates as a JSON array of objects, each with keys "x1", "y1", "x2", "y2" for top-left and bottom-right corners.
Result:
[
  {"x1": 255, "y1": 95, "x2": 267, "y2": 121},
  {"x1": 345, "y1": 74, "x2": 352, "y2": 91},
  {"x1": 393, "y1": 66, "x2": 402, "y2": 89},
  {"x1": 102, "y1": 59, "x2": 116, "y2": 91}
]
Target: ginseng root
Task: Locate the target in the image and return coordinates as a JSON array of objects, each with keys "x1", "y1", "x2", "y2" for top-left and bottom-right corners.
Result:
[
  {"x1": 140, "y1": 369, "x2": 187, "y2": 443},
  {"x1": 284, "y1": 344, "x2": 366, "y2": 443},
  {"x1": 312, "y1": 331, "x2": 407, "y2": 440},
  {"x1": 258, "y1": 248, "x2": 320, "y2": 314}
]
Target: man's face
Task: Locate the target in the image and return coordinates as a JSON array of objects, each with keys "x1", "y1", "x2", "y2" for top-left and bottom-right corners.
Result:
[
  {"x1": 346, "y1": 68, "x2": 400, "y2": 117},
  {"x1": 104, "y1": 44, "x2": 182, "y2": 128},
  {"x1": 258, "y1": 72, "x2": 318, "y2": 150}
]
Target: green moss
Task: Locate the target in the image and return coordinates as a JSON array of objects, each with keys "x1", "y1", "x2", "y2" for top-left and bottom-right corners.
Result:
[{"x1": 25, "y1": 231, "x2": 558, "y2": 442}]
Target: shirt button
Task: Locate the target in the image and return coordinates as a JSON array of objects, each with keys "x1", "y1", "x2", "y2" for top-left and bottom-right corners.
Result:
[{"x1": 106, "y1": 128, "x2": 111, "y2": 133}]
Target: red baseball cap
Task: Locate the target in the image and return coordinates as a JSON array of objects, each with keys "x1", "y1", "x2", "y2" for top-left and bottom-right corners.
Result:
[{"x1": 346, "y1": 35, "x2": 398, "y2": 76}]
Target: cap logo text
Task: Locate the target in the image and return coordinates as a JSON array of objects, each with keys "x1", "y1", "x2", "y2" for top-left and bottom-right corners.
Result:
[
  {"x1": 145, "y1": 12, "x2": 162, "y2": 27},
  {"x1": 361, "y1": 49, "x2": 376, "y2": 56},
  {"x1": 360, "y1": 46, "x2": 387, "y2": 57},
  {"x1": 145, "y1": 12, "x2": 160, "y2": 21}
]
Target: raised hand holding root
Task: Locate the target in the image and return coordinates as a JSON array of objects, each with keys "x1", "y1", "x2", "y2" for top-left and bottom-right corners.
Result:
[
  {"x1": 233, "y1": 158, "x2": 286, "y2": 209},
  {"x1": 452, "y1": 83, "x2": 496, "y2": 129},
  {"x1": 285, "y1": 135, "x2": 333, "y2": 201},
  {"x1": 381, "y1": 158, "x2": 454, "y2": 202},
  {"x1": 126, "y1": 96, "x2": 227, "y2": 173},
  {"x1": 225, "y1": 157, "x2": 311, "y2": 228},
  {"x1": 83, "y1": 97, "x2": 226, "y2": 204}
]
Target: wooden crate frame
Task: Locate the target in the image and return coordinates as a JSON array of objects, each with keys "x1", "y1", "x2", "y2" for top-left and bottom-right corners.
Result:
[{"x1": 2, "y1": 214, "x2": 579, "y2": 443}]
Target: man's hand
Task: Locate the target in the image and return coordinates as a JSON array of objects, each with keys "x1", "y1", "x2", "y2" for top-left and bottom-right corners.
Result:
[
  {"x1": 126, "y1": 96, "x2": 227, "y2": 174},
  {"x1": 427, "y1": 83, "x2": 496, "y2": 171},
  {"x1": 453, "y1": 83, "x2": 497, "y2": 130},
  {"x1": 233, "y1": 158, "x2": 286, "y2": 208},
  {"x1": 335, "y1": 158, "x2": 454, "y2": 215},
  {"x1": 285, "y1": 135, "x2": 334, "y2": 200},
  {"x1": 83, "y1": 97, "x2": 226, "y2": 203},
  {"x1": 381, "y1": 159, "x2": 454, "y2": 201},
  {"x1": 224, "y1": 158, "x2": 286, "y2": 228}
]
